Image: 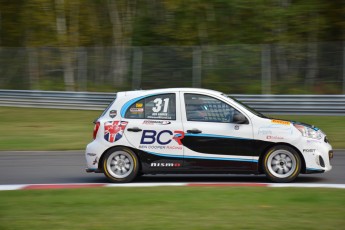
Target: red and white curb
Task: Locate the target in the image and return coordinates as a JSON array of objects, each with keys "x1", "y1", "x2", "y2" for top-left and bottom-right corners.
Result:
[{"x1": 0, "y1": 183, "x2": 345, "y2": 191}]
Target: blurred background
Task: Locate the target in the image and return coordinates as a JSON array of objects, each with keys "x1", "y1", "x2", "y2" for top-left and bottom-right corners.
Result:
[
  {"x1": 0, "y1": 3, "x2": 345, "y2": 229},
  {"x1": 0, "y1": 0, "x2": 344, "y2": 94}
]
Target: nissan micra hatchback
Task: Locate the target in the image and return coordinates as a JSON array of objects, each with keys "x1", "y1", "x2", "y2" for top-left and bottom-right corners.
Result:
[{"x1": 85, "y1": 88, "x2": 333, "y2": 183}]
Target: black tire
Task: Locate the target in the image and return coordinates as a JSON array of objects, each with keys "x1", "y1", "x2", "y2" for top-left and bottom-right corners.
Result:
[
  {"x1": 102, "y1": 147, "x2": 139, "y2": 183},
  {"x1": 263, "y1": 145, "x2": 301, "y2": 183}
]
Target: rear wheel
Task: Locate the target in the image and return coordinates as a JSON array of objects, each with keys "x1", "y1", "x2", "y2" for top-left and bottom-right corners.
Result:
[
  {"x1": 103, "y1": 147, "x2": 139, "y2": 183},
  {"x1": 263, "y1": 145, "x2": 301, "y2": 183}
]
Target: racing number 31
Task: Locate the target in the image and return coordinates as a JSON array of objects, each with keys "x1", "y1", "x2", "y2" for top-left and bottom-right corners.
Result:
[{"x1": 152, "y1": 98, "x2": 170, "y2": 113}]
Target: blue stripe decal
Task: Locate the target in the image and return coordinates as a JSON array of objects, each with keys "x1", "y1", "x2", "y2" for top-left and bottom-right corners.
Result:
[
  {"x1": 145, "y1": 151, "x2": 258, "y2": 163},
  {"x1": 185, "y1": 133, "x2": 251, "y2": 140},
  {"x1": 307, "y1": 167, "x2": 323, "y2": 171},
  {"x1": 87, "y1": 168, "x2": 98, "y2": 171},
  {"x1": 120, "y1": 94, "x2": 157, "y2": 117}
]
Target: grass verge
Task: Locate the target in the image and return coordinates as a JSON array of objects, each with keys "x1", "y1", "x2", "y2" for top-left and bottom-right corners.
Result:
[
  {"x1": 0, "y1": 107, "x2": 344, "y2": 150},
  {"x1": 0, "y1": 107, "x2": 100, "y2": 150},
  {"x1": 0, "y1": 187, "x2": 344, "y2": 230}
]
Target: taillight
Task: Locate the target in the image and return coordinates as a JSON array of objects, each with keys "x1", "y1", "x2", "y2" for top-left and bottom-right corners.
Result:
[{"x1": 93, "y1": 122, "x2": 100, "y2": 140}]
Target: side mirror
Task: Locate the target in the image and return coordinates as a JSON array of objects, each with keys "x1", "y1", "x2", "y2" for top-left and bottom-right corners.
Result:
[{"x1": 233, "y1": 112, "x2": 249, "y2": 124}]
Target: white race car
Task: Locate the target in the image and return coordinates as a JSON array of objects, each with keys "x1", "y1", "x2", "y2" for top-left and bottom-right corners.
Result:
[{"x1": 85, "y1": 88, "x2": 333, "y2": 183}]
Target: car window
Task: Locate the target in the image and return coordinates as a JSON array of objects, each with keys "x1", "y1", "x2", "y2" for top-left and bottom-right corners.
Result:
[
  {"x1": 184, "y1": 93, "x2": 245, "y2": 123},
  {"x1": 125, "y1": 94, "x2": 176, "y2": 120}
]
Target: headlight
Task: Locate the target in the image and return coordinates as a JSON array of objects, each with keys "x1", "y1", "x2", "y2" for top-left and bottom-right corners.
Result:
[{"x1": 294, "y1": 124, "x2": 322, "y2": 139}]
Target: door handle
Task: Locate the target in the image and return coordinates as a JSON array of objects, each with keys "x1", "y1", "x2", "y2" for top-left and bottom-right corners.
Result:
[
  {"x1": 127, "y1": 127, "x2": 142, "y2": 132},
  {"x1": 186, "y1": 129, "x2": 202, "y2": 134}
]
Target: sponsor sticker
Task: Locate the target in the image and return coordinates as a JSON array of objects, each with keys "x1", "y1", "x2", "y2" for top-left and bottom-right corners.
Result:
[
  {"x1": 143, "y1": 120, "x2": 171, "y2": 125},
  {"x1": 150, "y1": 162, "x2": 181, "y2": 167},
  {"x1": 136, "y1": 103, "x2": 143, "y2": 108},
  {"x1": 258, "y1": 124, "x2": 293, "y2": 135},
  {"x1": 303, "y1": 149, "x2": 316, "y2": 153},
  {"x1": 140, "y1": 130, "x2": 185, "y2": 145},
  {"x1": 130, "y1": 108, "x2": 144, "y2": 113},
  {"x1": 307, "y1": 140, "x2": 322, "y2": 144},
  {"x1": 267, "y1": 135, "x2": 284, "y2": 140},
  {"x1": 258, "y1": 130, "x2": 272, "y2": 135},
  {"x1": 104, "y1": 121, "x2": 128, "y2": 143},
  {"x1": 271, "y1": 120, "x2": 290, "y2": 126},
  {"x1": 138, "y1": 130, "x2": 185, "y2": 151},
  {"x1": 147, "y1": 113, "x2": 172, "y2": 120},
  {"x1": 109, "y1": 110, "x2": 117, "y2": 118}
]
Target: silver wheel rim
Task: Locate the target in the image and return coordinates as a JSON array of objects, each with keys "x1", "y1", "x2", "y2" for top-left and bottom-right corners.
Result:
[
  {"x1": 106, "y1": 151, "x2": 134, "y2": 179},
  {"x1": 267, "y1": 150, "x2": 297, "y2": 178}
]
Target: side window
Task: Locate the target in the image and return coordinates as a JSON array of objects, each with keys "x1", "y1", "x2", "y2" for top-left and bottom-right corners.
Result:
[
  {"x1": 125, "y1": 94, "x2": 176, "y2": 120},
  {"x1": 124, "y1": 99, "x2": 145, "y2": 119},
  {"x1": 184, "y1": 94, "x2": 245, "y2": 123}
]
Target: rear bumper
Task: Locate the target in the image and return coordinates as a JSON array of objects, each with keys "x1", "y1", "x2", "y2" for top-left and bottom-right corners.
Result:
[{"x1": 85, "y1": 140, "x2": 108, "y2": 170}]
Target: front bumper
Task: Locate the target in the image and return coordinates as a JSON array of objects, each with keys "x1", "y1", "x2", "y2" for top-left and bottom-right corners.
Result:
[{"x1": 300, "y1": 139, "x2": 333, "y2": 173}]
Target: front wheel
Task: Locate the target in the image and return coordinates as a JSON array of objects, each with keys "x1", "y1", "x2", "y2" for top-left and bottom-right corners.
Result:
[
  {"x1": 263, "y1": 145, "x2": 301, "y2": 183},
  {"x1": 103, "y1": 147, "x2": 139, "y2": 183}
]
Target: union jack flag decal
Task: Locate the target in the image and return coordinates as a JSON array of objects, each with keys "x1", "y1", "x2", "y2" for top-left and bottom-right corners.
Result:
[{"x1": 104, "y1": 121, "x2": 128, "y2": 143}]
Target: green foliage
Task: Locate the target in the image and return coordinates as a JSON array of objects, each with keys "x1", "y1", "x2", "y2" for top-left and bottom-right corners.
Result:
[
  {"x1": 0, "y1": 0, "x2": 344, "y2": 93},
  {"x1": 0, "y1": 1, "x2": 343, "y2": 47}
]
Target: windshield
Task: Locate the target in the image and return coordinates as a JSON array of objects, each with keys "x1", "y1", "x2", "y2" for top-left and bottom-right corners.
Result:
[{"x1": 223, "y1": 94, "x2": 267, "y2": 118}]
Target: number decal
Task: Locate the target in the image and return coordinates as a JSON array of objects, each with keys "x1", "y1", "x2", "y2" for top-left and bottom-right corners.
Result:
[
  {"x1": 152, "y1": 98, "x2": 170, "y2": 113},
  {"x1": 163, "y1": 98, "x2": 169, "y2": 112},
  {"x1": 152, "y1": 98, "x2": 162, "y2": 112}
]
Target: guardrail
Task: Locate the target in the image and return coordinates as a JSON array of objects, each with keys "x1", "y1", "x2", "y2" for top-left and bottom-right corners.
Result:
[
  {"x1": 0, "y1": 90, "x2": 344, "y2": 115},
  {"x1": 0, "y1": 90, "x2": 115, "y2": 111}
]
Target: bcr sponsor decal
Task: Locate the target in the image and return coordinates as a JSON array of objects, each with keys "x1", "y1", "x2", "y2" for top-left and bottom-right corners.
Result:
[{"x1": 140, "y1": 130, "x2": 184, "y2": 145}]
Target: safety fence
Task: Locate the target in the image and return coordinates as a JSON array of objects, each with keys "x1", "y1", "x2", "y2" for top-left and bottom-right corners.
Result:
[
  {"x1": 0, "y1": 90, "x2": 344, "y2": 115},
  {"x1": 1, "y1": 43, "x2": 345, "y2": 95}
]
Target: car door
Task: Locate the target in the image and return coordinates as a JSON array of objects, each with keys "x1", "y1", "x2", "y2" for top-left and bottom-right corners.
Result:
[
  {"x1": 180, "y1": 92, "x2": 256, "y2": 171},
  {"x1": 123, "y1": 93, "x2": 185, "y2": 169}
]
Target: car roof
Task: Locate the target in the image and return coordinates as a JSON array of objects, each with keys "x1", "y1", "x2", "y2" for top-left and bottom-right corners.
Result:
[{"x1": 119, "y1": 88, "x2": 223, "y2": 97}]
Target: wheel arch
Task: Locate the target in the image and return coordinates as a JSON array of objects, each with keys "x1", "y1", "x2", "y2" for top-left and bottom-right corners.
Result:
[
  {"x1": 98, "y1": 145, "x2": 142, "y2": 172},
  {"x1": 258, "y1": 142, "x2": 306, "y2": 174}
]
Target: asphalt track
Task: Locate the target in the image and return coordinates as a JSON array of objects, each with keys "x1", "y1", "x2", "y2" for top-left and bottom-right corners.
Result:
[{"x1": 0, "y1": 150, "x2": 344, "y2": 185}]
